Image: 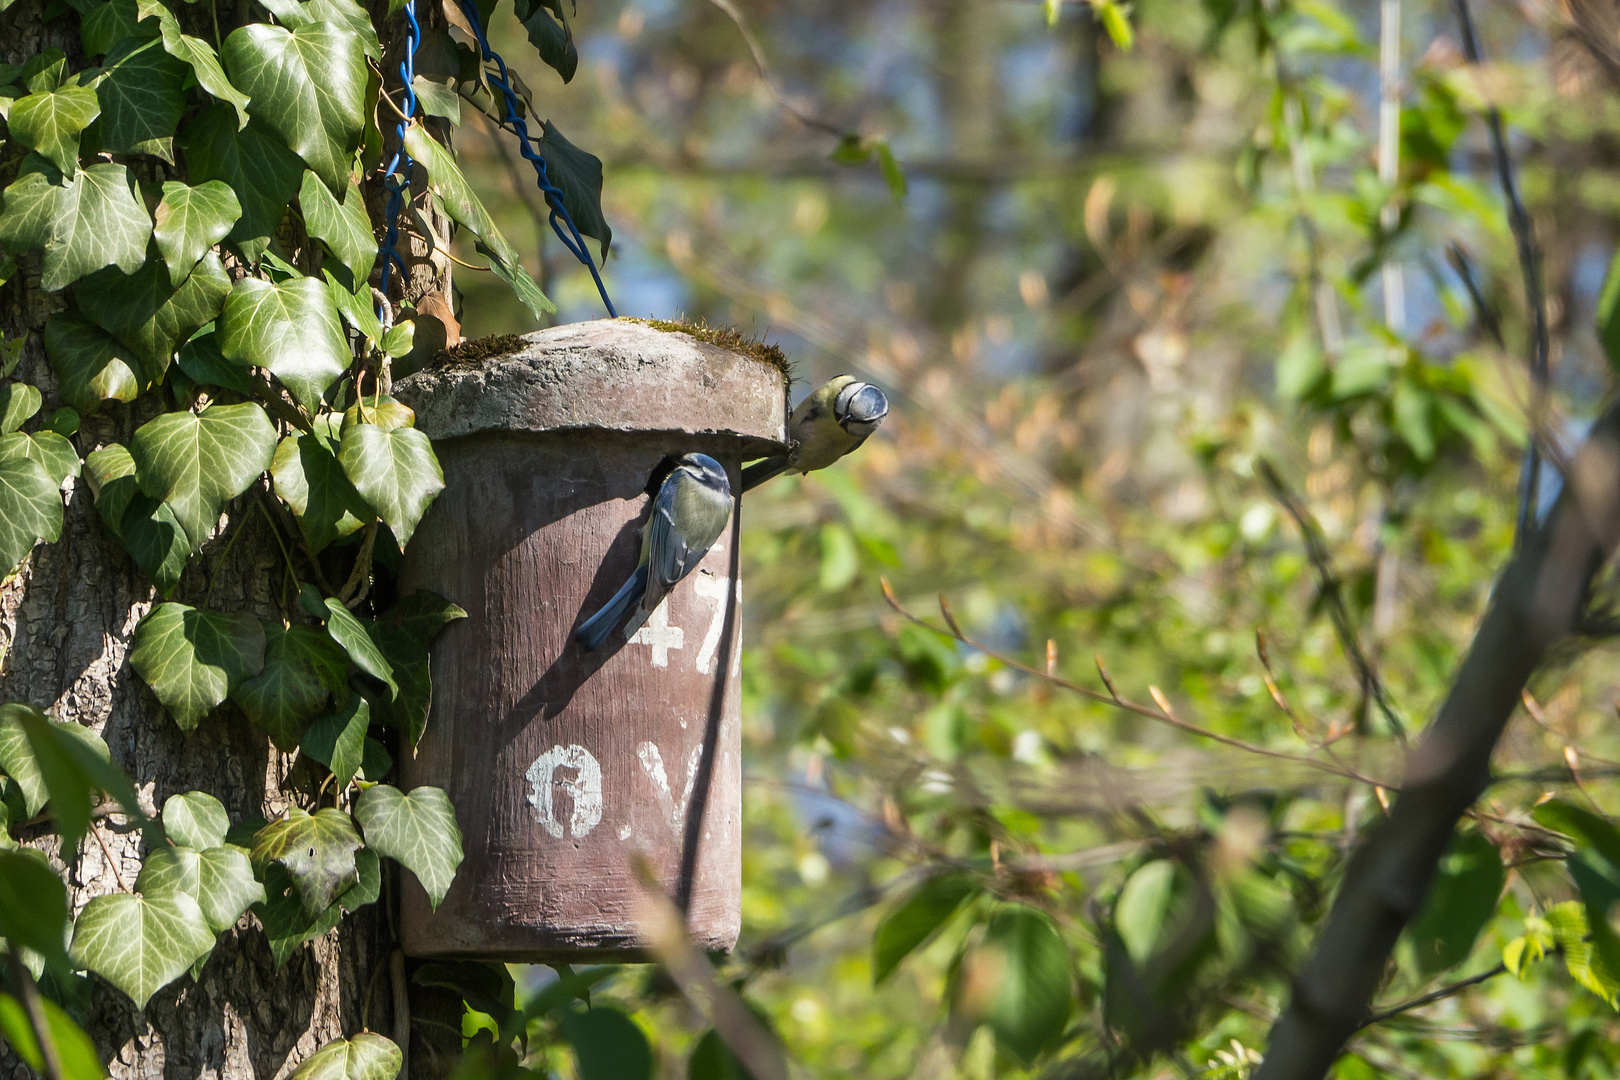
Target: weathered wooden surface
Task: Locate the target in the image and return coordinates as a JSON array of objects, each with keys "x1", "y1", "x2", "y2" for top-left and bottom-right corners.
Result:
[{"x1": 394, "y1": 320, "x2": 787, "y2": 959}]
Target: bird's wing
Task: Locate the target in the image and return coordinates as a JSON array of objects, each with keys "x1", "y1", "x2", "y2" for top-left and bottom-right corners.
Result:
[{"x1": 649, "y1": 468, "x2": 732, "y2": 592}]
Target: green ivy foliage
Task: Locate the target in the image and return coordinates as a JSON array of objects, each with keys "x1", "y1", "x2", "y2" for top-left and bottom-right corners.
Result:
[{"x1": 0, "y1": 0, "x2": 615, "y2": 1069}]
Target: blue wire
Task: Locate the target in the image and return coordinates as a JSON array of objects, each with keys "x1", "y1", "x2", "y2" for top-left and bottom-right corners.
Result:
[
  {"x1": 454, "y1": 0, "x2": 617, "y2": 318},
  {"x1": 377, "y1": 0, "x2": 421, "y2": 317}
]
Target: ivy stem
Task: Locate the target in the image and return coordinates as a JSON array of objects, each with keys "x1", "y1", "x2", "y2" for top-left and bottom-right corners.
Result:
[
  {"x1": 257, "y1": 490, "x2": 338, "y2": 597},
  {"x1": 202, "y1": 503, "x2": 253, "y2": 609},
  {"x1": 90, "y1": 819, "x2": 132, "y2": 894},
  {"x1": 338, "y1": 520, "x2": 378, "y2": 607},
  {"x1": 8, "y1": 953, "x2": 66, "y2": 1080}
]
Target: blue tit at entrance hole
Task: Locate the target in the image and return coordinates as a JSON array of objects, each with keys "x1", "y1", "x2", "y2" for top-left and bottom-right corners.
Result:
[
  {"x1": 575, "y1": 452, "x2": 734, "y2": 652},
  {"x1": 740, "y1": 375, "x2": 889, "y2": 493}
]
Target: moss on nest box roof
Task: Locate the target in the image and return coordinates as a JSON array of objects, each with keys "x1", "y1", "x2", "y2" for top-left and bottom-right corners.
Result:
[
  {"x1": 429, "y1": 333, "x2": 527, "y2": 370},
  {"x1": 622, "y1": 317, "x2": 792, "y2": 378}
]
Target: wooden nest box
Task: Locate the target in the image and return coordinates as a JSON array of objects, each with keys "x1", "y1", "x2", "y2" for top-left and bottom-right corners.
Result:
[{"x1": 393, "y1": 318, "x2": 789, "y2": 960}]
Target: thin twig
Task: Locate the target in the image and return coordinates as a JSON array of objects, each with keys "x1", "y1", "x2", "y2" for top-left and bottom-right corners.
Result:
[
  {"x1": 881, "y1": 580, "x2": 1391, "y2": 788},
  {"x1": 1450, "y1": 0, "x2": 1550, "y2": 546},
  {"x1": 91, "y1": 819, "x2": 132, "y2": 894},
  {"x1": 706, "y1": 0, "x2": 847, "y2": 139},
  {"x1": 1358, "y1": 964, "x2": 1507, "y2": 1029},
  {"x1": 9, "y1": 953, "x2": 66, "y2": 1080},
  {"x1": 1259, "y1": 460, "x2": 1407, "y2": 742}
]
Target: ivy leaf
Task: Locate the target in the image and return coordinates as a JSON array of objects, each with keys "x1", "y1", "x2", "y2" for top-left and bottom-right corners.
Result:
[
  {"x1": 179, "y1": 104, "x2": 303, "y2": 263},
  {"x1": 176, "y1": 331, "x2": 252, "y2": 395},
  {"x1": 77, "y1": 250, "x2": 232, "y2": 379},
  {"x1": 300, "y1": 693, "x2": 370, "y2": 791},
  {"x1": 136, "y1": 844, "x2": 265, "y2": 933},
  {"x1": 872, "y1": 872, "x2": 978, "y2": 984},
  {"x1": 338, "y1": 423, "x2": 444, "y2": 548},
  {"x1": 0, "y1": 383, "x2": 41, "y2": 433},
  {"x1": 256, "y1": 850, "x2": 377, "y2": 965},
  {"x1": 342, "y1": 396, "x2": 414, "y2": 433},
  {"x1": 514, "y1": 0, "x2": 576, "y2": 83},
  {"x1": 84, "y1": 442, "x2": 138, "y2": 534},
  {"x1": 81, "y1": 0, "x2": 157, "y2": 55},
  {"x1": 161, "y1": 790, "x2": 230, "y2": 849},
  {"x1": 222, "y1": 21, "x2": 367, "y2": 195},
  {"x1": 324, "y1": 269, "x2": 383, "y2": 350},
  {"x1": 0, "y1": 849, "x2": 71, "y2": 973},
  {"x1": 954, "y1": 906, "x2": 1072, "y2": 1066},
  {"x1": 0, "y1": 705, "x2": 140, "y2": 851},
  {"x1": 69, "y1": 890, "x2": 214, "y2": 1007},
  {"x1": 353, "y1": 784, "x2": 463, "y2": 909},
  {"x1": 250, "y1": 806, "x2": 363, "y2": 915},
  {"x1": 288, "y1": 1033, "x2": 402, "y2": 1080},
  {"x1": 129, "y1": 602, "x2": 267, "y2": 731},
  {"x1": 321, "y1": 598, "x2": 397, "y2": 697},
  {"x1": 271, "y1": 426, "x2": 373, "y2": 553},
  {"x1": 153, "y1": 181, "x2": 242, "y2": 286},
  {"x1": 402, "y1": 125, "x2": 554, "y2": 319},
  {"x1": 120, "y1": 494, "x2": 190, "y2": 596},
  {"x1": 259, "y1": 0, "x2": 381, "y2": 62},
  {"x1": 0, "y1": 159, "x2": 151, "y2": 291},
  {"x1": 96, "y1": 36, "x2": 187, "y2": 161},
  {"x1": 0, "y1": 431, "x2": 82, "y2": 488},
  {"x1": 231, "y1": 623, "x2": 349, "y2": 750},
  {"x1": 129, "y1": 402, "x2": 277, "y2": 550},
  {"x1": 534, "y1": 120, "x2": 609, "y2": 260},
  {"x1": 157, "y1": 14, "x2": 251, "y2": 129},
  {"x1": 368, "y1": 591, "x2": 464, "y2": 743},
  {"x1": 298, "y1": 170, "x2": 376, "y2": 288},
  {"x1": 43, "y1": 311, "x2": 142, "y2": 414},
  {"x1": 8, "y1": 82, "x2": 100, "y2": 177},
  {"x1": 218, "y1": 276, "x2": 349, "y2": 415},
  {"x1": 0, "y1": 455, "x2": 63, "y2": 573},
  {"x1": 411, "y1": 75, "x2": 458, "y2": 122}
]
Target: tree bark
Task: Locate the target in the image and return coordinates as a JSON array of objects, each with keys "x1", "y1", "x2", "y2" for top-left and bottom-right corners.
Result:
[
  {"x1": 1255, "y1": 398, "x2": 1620, "y2": 1079},
  {"x1": 0, "y1": 0, "x2": 455, "y2": 1074}
]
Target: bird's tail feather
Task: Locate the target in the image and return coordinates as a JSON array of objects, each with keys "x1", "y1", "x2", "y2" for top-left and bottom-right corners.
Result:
[
  {"x1": 741, "y1": 456, "x2": 790, "y2": 493},
  {"x1": 574, "y1": 565, "x2": 650, "y2": 651}
]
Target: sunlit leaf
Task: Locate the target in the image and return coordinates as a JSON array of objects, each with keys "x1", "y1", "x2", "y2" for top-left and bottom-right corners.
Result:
[
  {"x1": 179, "y1": 104, "x2": 303, "y2": 262},
  {"x1": 77, "y1": 250, "x2": 231, "y2": 379},
  {"x1": 129, "y1": 402, "x2": 277, "y2": 550},
  {"x1": 221, "y1": 20, "x2": 367, "y2": 194},
  {"x1": 300, "y1": 693, "x2": 370, "y2": 789},
  {"x1": 271, "y1": 426, "x2": 373, "y2": 553},
  {"x1": 0, "y1": 384, "x2": 40, "y2": 434},
  {"x1": 157, "y1": 13, "x2": 251, "y2": 128},
  {"x1": 353, "y1": 784, "x2": 463, "y2": 909},
  {"x1": 337, "y1": 422, "x2": 443, "y2": 548},
  {"x1": 161, "y1": 790, "x2": 230, "y2": 850},
  {"x1": 7, "y1": 81, "x2": 100, "y2": 177},
  {"x1": 218, "y1": 275, "x2": 349, "y2": 415},
  {"x1": 298, "y1": 170, "x2": 377, "y2": 287},
  {"x1": 0, "y1": 990, "x2": 104, "y2": 1080},
  {"x1": 287, "y1": 1032, "x2": 402, "y2": 1080},
  {"x1": 70, "y1": 890, "x2": 214, "y2": 1007},
  {"x1": 43, "y1": 312, "x2": 142, "y2": 414},
  {"x1": 152, "y1": 181, "x2": 242, "y2": 286},
  {"x1": 96, "y1": 36, "x2": 187, "y2": 160},
  {"x1": 0, "y1": 159, "x2": 151, "y2": 291}
]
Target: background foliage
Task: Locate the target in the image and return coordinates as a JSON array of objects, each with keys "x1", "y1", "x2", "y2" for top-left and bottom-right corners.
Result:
[{"x1": 9, "y1": 0, "x2": 1620, "y2": 1074}]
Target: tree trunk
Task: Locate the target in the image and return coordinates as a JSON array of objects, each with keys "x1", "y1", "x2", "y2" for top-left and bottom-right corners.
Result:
[{"x1": 0, "y1": 0, "x2": 455, "y2": 1073}]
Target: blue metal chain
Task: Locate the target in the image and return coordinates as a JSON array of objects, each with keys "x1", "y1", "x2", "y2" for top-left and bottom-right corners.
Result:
[
  {"x1": 454, "y1": 0, "x2": 617, "y2": 317},
  {"x1": 376, "y1": 0, "x2": 421, "y2": 323}
]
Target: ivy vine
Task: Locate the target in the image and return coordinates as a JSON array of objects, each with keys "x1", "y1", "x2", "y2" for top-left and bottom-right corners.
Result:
[{"x1": 0, "y1": 0, "x2": 607, "y2": 1068}]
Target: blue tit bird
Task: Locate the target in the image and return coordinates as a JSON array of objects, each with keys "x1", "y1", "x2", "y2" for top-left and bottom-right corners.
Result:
[
  {"x1": 740, "y1": 375, "x2": 889, "y2": 493},
  {"x1": 575, "y1": 452, "x2": 734, "y2": 652}
]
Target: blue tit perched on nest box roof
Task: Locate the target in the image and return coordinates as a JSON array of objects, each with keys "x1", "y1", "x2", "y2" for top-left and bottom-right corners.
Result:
[
  {"x1": 740, "y1": 375, "x2": 890, "y2": 493},
  {"x1": 575, "y1": 452, "x2": 734, "y2": 652}
]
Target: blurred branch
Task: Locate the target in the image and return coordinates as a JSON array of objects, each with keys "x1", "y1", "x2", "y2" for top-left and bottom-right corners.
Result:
[
  {"x1": 706, "y1": 0, "x2": 848, "y2": 140},
  {"x1": 1450, "y1": 0, "x2": 1550, "y2": 547},
  {"x1": 9, "y1": 953, "x2": 65, "y2": 1080},
  {"x1": 1255, "y1": 396, "x2": 1620, "y2": 1080},
  {"x1": 1258, "y1": 460, "x2": 1407, "y2": 742},
  {"x1": 632, "y1": 856, "x2": 790, "y2": 1080},
  {"x1": 880, "y1": 580, "x2": 1392, "y2": 787}
]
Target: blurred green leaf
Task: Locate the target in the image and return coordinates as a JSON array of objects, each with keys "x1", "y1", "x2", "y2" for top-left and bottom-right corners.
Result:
[
  {"x1": 1402, "y1": 831, "x2": 1504, "y2": 977},
  {"x1": 872, "y1": 872, "x2": 978, "y2": 984}
]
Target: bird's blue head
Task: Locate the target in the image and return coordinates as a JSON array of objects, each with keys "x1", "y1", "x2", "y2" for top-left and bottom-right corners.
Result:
[
  {"x1": 834, "y1": 380, "x2": 889, "y2": 438},
  {"x1": 676, "y1": 452, "x2": 731, "y2": 496}
]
